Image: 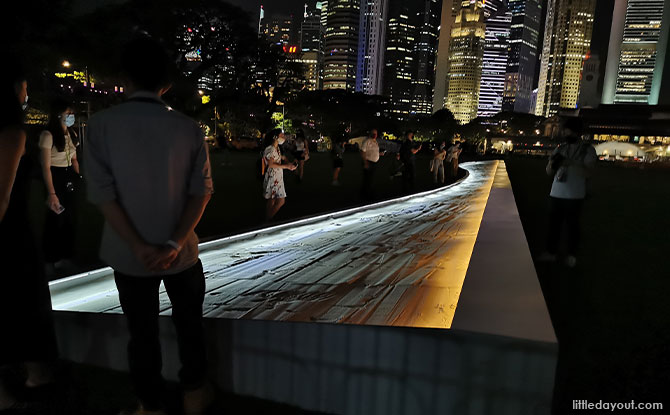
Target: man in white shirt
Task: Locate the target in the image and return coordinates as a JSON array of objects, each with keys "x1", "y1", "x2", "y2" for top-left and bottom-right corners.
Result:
[
  {"x1": 539, "y1": 117, "x2": 597, "y2": 268},
  {"x1": 85, "y1": 37, "x2": 213, "y2": 415},
  {"x1": 360, "y1": 129, "x2": 384, "y2": 201}
]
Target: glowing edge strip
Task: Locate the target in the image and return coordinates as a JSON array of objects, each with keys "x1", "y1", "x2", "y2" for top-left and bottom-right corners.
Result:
[{"x1": 49, "y1": 163, "x2": 474, "y2": 290}]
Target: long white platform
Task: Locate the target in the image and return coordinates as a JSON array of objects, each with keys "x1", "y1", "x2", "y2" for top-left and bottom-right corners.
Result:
[{"x1": 50, "y1": 161, "x2": 557, "y2": 414}]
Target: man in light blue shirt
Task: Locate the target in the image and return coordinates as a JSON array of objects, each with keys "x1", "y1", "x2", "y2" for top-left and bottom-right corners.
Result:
[{"x1": 85, "y1": 36, "x2": 213, "y2": 415}]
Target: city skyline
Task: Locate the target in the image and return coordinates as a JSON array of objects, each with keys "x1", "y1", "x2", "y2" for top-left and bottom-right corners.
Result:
[{"x1": 80, "y1": 0, "x2": 670, "y2": 120}]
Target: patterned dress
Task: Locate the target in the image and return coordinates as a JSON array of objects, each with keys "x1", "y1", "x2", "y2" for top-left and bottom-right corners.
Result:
[{"x1": 263, "y1": 145, "x2": 286, "y2": 199}]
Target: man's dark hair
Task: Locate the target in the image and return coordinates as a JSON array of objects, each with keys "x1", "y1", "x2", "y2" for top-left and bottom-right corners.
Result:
[
  {"x1": 121, "y1": 36, "x2": 176, "y2": 92},
  {"x1": 0, "y1": 62, "x2": 26, "y2": 131},
  {"x1": 563, "y1": 117, "x2": 584, "y2": 135}
]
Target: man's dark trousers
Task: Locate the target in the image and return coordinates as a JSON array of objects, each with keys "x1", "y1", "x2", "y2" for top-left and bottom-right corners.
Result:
[{"x1": 114, "y1": 260, "x2": 207, "y2": 409}]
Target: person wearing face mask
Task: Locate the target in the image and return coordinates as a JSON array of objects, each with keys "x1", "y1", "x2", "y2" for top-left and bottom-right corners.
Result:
[
  {"x1": 263, "y1": 128, "x2": 297, "y2": 221},
  {"x1": 0, "y1": 66, "x2": 59, "y2": 412},
  {"x1": 431, "y1": 141, "x2": 447, "y2": 185},
  {"x1": 39, "y1": 99, "x2": 81, "y2": 275},
  {"x1": 539, "y1": 117, "x2": 597, "y2": 268}
]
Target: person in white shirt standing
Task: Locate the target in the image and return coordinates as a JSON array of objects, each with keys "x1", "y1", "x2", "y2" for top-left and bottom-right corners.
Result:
[
  {"x1": 360, "y1": 129, "x2": 384, "y2": 201},
  {"x1": 85, "y1": 36, "x2": 214, "y2": 415},
  {"x1": 539, "y1": 117, "x2": 597, "y2": 268}
]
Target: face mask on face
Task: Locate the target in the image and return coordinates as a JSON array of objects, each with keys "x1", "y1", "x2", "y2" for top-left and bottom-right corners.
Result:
[
  {"x1": 278, "y1": 137, "x2": 285, "y2": 145},
  {"x1": 22, "y1": 95, "x2": 29, "y2": 111},
  {"x1": 64, "y1": 114, "x2": 75, "y2": 128}
]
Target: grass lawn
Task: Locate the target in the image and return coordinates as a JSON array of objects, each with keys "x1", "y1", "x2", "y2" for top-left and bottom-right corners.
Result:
[{"x1": 505, "y1": 156, "x2": 670, "y2": 412}]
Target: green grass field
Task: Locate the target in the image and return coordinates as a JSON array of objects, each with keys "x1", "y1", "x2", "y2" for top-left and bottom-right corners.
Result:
[{"x1": 505, "y1": 156, "x2": 670, "y2": 412}]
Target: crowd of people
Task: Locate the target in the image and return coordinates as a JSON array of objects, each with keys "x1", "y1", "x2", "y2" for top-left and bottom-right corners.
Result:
[
  {"x1": 257, "y1": 126, "x2": 464, "y2": 218},
  {"x1": 1, "y1": 32, "x2": 595, "y2": 415}
]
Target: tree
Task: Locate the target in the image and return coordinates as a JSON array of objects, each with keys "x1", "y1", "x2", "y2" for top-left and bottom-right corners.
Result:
[{"x1": 415, "y1": 109, "x2": 457, "y2": 143}]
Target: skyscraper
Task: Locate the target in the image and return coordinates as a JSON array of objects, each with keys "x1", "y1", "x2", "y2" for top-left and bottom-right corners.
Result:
[
  {"x1": 535, "y1": 0, "x2": 596, "y2": 117},
  {"x1": 263, "y1": 16, "x2": 295, "y2": 45},
  {"x1": 445, "y1": 0, "x2": 486, "y2": 124},
  {"x1": 383, "y1": 0, "x2": 442, "y2": 118},
  {"x1": 502, "y1": 0, "x2": 543, "y2": 114},
  {"x1": 382, "y1": 2, "x2": 416, "y2": 118},
  {"x1": 356, "y1": 0, "x2": 389, "y2": 95},
  {"x1": 602, "y1": 0, "x2": 670, "y2": 105},
  {"x1": 410, "y1": 0, "x2": 443, "y2": 115},
  {"x1": 301, "y1": 4, "x2": 325, "y2": 90},
  {"x1": 324, "y1": 0, "x2": 360, "y2": 90},
  {"x1": 478, "y1": 0, "x2": 512, "y2": 117},
  {"x1": 434, "y1": 0, "x2": 458, "y2": 112}
]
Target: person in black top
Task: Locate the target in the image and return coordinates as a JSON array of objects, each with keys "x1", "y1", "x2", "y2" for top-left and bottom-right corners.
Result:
[
  {"x1": 0, "y1": 66, "x2": 58, "y2": 412},
  {"x1": 399, "y1": 130, "x2": 422, "y2": 194}
]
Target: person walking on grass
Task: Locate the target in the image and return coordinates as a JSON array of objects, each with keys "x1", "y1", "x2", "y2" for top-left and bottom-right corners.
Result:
[
  {"x1": 399, "y1": 130, "x2": 422, "y2": 194},
  {"x1": 360, "y1": 128, "x2": 384, "y2": 201},
  {"x1": 431, "y1": 141, "x2": 447, "y2": 185},
  {"x1": 331, "y1": 133, "x2": 347, "y2": 186},
  {"x1": 537, "y1": 117, "x2": 597, "y2": 268},
  {"x1": 293, "y1": 128, "x2": 309, "y2": 183},
  {"x1": 1, "y1": 66, "x2": 58, "y2": 413},
  {"x1": 39, "y1": 98, "x2": 81, "y2": 276},
  {"x1": 85, "y1": 36, "x2": 214, "y2": 415},
  {"x1": 263, "y1": 128, "x2": 297, "y2": 221}
]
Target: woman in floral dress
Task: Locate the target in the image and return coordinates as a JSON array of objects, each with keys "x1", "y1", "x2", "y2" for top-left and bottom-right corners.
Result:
[{"x1": 263, "y1": 128, "x2": 296, "y2": 221}]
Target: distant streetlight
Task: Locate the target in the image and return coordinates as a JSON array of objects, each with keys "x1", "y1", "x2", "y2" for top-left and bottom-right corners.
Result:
[{"x1": 62, "y1": 60, "x2": 71, "y2": 68}]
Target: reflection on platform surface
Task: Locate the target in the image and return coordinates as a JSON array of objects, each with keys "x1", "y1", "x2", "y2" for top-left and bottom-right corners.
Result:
[
  {"x1": 51, "y1": 161, "x2": 499, "y2": 328},
  {"x1": 49, "y1": 161, "x2": 557, "y2": 415}
]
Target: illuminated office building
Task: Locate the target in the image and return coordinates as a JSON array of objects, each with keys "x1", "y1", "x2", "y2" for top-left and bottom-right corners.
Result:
[
  {"x1": 410, "y1": 0, "x2": 442, "y2": 115},
  {"x1": 382, "y1": 3, "x2": 416, "y2": 117},
  {"x1": 301, "y1": 4, "x2": 325, "y2": 90},
  {"x1": 263, "y1": 16, "x2": 294, "y2": 45},
  {"x1": 434, "y1": 0, "x2": 458, "y2": 112},
  {"x1": 356, "y1": 0, "x2": 389, "y2": 95},
  {"x1": 502, "y1": 0, "x2": 542, "y2": 113},
  {"x1": 535, "y1": 0, "x2": 596, "y2": 117},
  {"x1": 383, "y1": 0, "x2": 442, "y2": 117},
  {"x1": 445, "y1": 0, "x2": 486, "y2": 124},
  {"x1": 478, "y1": 0, "x2": 512, "y2": 117},
  {"x1": 324, "y1": 0, "x2": 360, "y2": 91},
  {"x1": 602, "y1": 0, "x2": 670, "y2": 105}
]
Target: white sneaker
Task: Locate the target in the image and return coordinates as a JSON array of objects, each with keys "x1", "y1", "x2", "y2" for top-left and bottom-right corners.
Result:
[
  {"x1": 565, "y1": 255, "x2": 577, "y2": 268},
  {"x1": 536, "y1": 252, "x2": 557, "y2": 262}
]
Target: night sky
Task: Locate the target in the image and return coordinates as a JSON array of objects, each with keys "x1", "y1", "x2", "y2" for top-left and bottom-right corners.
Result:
[{"x1": 74, "y1": 0, "x2": 309, "y2": 18}]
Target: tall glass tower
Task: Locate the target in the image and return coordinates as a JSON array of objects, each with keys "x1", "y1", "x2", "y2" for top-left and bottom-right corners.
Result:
[
  {"x1": 478, "y1": 0, "x2": 512, "y2": 117},
  {"x1": 356, "y1": 0, "x2": 389, "y2": 95},
  {"x1": 535, "y1": 0, "x2": 596, "y2": 117},
  {"x1": 602, "y1": 0, "x2": 670, "y2": 105},
  {"x1": 324, "y1": 0, "x2": 361, "y2": 91},
  {"x1": 383, "y1": 0, "x2": 442, "y2": 118},
  {"x1": 502, "y1": 0, "x2": 542, "y2": 114},
  {"x1": 445, "y1": 0, "x2": 486, "y2": 124}
]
